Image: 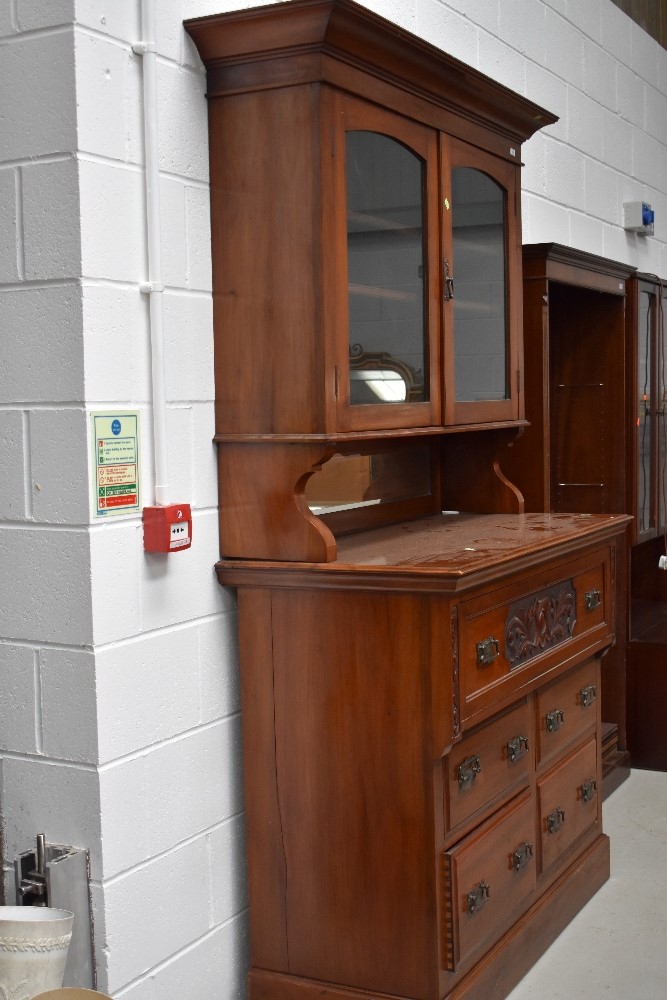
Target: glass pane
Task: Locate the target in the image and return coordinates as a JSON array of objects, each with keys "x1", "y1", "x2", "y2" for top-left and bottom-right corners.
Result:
[
  {"x1": 660, "y1": 288, "x2": 667, "y2": 529},
  {"x1": 638, "y1": 289, "x2": 653, "y2": 534},
  {"x1": 452, "y1": 168, "x2": 507, "y2": 402},
  {"x1": 346, "y1": 131, "x2": 427, "y2": 405}
]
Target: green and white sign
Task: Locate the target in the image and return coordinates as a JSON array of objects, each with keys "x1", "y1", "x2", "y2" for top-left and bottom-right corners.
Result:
[{"x1": 92, "y1": 411, "x2": 141, "y2": 516}]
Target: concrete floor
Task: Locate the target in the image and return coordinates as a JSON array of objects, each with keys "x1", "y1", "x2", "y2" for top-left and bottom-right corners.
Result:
[{"x1": 506, "y1": 769, "x2": 667, "y2": 999}]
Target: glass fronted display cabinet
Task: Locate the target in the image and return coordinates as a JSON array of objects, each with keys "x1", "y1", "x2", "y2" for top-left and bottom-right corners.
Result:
[{"x1": 186, "y1": 6, "x2": 630, "y2": 1000}]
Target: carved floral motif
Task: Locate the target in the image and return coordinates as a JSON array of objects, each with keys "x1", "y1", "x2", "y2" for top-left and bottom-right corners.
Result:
[{"x1": 505, "y1": 583, "x2": 576, "y2": 665}]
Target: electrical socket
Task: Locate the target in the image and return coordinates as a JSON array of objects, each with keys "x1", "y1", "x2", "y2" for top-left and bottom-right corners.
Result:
[{"x1": 659, "y1": 556, "x2": 667, "y2": 570}]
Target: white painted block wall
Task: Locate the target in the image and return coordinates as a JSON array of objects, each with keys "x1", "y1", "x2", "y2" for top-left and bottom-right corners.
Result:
[{"x1": 0, "y1": 0, "x2": 665, "y2": 998}]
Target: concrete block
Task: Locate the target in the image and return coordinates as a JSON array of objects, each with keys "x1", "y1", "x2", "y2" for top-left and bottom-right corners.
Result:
[
  {"x1": 601, "y1": 1, "x2": 632, "y2": 67},
  {"x1": 0, "y1": 285, "x2": 85, "y2": 404},
  {"x1": 543, "y1": 7, "x2": 585, "y2": 90},
  {"x1": 521, "y1": 132, "x2": 547, "y2": 198},
  {"x1": 89, "y1": 520, "x2": 143, "y2": 644},
  {"x1": 99, "y1": 756, "x2": 149, "y2": 878},
  {"x1": 95, "y1": 625, "x2": 200, "y2": 762},
  {"x1": 0, "y1": 644, "x2": 38, "y2": 754},
  {"x1": 632, "y1": 127, "x2": 665, "y2": 193},
  {"x1": 197, "y1": 612, "x2": 241, "y2": 726},
  {"x1": 208, "y1": 812, "x2": 248, "y2": 924},
  {"x1": 22, "y1": 158, "x2": 81, "y2": 280},
  {"x1": 645, "y1": 84, "x2": 667, "y2": 141},
  {"x1": 0, "y1": 526, "x2": 93, "y2": 644},
  {"x1": 192, "y1": 402, "x2": 218, "y2": 509},
  {"x1": 16, "y1": 0, "x2": 74, "y2": 30},
  {"x1": 0, "y1": 168, "x2": 19, "y2": 283},
  {"x1": 139, "y1": 509, "x2": 225, "y2": 633},
  {"x1": 0, "y1": 32, "x2": 77, "y2": 161},
  {"x1": 567, "y1": 89, "x2": 604, "y2": 162},
  {"x1": 82, "y1": 283, "x2": 151, "y2": 402},
  {"x1": 103, "y1": 913, "x2": 249, "y2": 1000},
  {"x1": 583, "y1": 38, "x2": 618, "y2": 109},
  {"x1": 632, "y1": 21, "x2": 658, "y2": 86},
  {"x1": 144, "y1": 715, "x2": 244, "y2": 856},
  {"x1": 0, "y1": 6, "x2": 15, "y2": 35},
  {"x1": 617, "y1": 64, "x2": 646, "y2": 128},
  {"x1": 477, "y1": 33, "x2": 526, "y2": 94},
  {"x1": 159, "y1": 176, "x2": 187, "y2": 289},
  {"x1": 658, "y1": 48, "x2": 667, "y2": 97},
  {"x1": 602, "y1": 108, "x2": 633, "y2": 176},
  {"x1": 584, "y1": 158, "x2": 620, "y2": 224},
  {"x1": 415, "y1": 0, "x2": 478, "y2": 69},
  {"x1": 0, "y1": 756, "x2": 101, "y2": 879},
  {"x1": 435, "y1": 0, "x2": 499, "y2": 35},
  {"x1": 0, "y1": 410, "x2": 27, "y2": 520},
  {"x1": 522, "y1": 191, "x2": 570, "y2": 245},
  {"x1": 524, "y1": 64, "x2": 567, "y2": 141},
  {"x1": 185, "y1": 185, "x2": 212, "y2": 291},
  {"x1": 74, "y1": 0, "x2": 140, "y2": 43},
  {"x1": 566, "y1": 0, "x2": 601, "y2": 43},
  {"x1": 78, "y1": 158, "x2": 144, "y2": 283},
  {"x1": 542, "y1": 0, "x2": 567, "y2": 13},
  {"x1": 545, "y1": 138, "x2": 586, "y2": 212},
  {"x1": 101, "y1": 838, "x2": 211, "y2": 991},
  {"x1": 498, "y1": 0, "x2": 545, "y2": 63},
  {"x1": 163, "y1": 291, "x2": 214, "y2": 401},
  {"x1": 75, "y1": 31, "x2": 142, "y2": 164},
  {"x1": 39, "y1": 648, "x2": 97, "y2": 763},
  {"x1": 602, "y1": 223, "x2": 644, "y2": 270},
  {"x1": 156, "y1": 61, "x2": 210, "y2": 183},
  {"x1": 29, "y1": 408, "x2": 90, "y2": 524},
  {"x1": 165, "y1": 406, "x2": 194, "y2": 501},
  {"x1": 154, "y1": 0, "x2": 183, "y2": 62},
  {"x1": 569, "y1": 212, "x2": 605, "y2": 257}
]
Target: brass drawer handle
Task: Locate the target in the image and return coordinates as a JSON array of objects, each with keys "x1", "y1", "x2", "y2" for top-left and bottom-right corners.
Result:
[
  {"x1": 457, "y1": 754, "x2": 482, "y2": 790},
  {"x1": 546, "y1": 807, "x2": 565, "y2": 834},
  {"x1": 579, "y1": 683, "x2": 597, "y2": 708},
  {"x1": 466, "y1": 880, "x2": 490, "y2": 915},
  {"x1": 585, "y1": 589, "x2": 601, "y2": 611},
  {"x1": 580, "y1": 778, "x2": 598, "y2": 803},
  {"x1": 512, "y1": 841, "x2": 534, "y2": 872},
  {"x1": 506, "y1": 735, "x2": 529, "y2": 763},
  {"x1": 476, "y1": 636, "x2": 500, "y2": 666},
  {"x1": 545, "y1": 709, "x2": 565, "y2": 732}
]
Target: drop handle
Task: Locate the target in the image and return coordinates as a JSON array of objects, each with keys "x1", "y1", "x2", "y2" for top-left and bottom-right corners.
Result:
[
  {"x1": 457, "y1": 754, "x2": 482, "y2": 790},
  {"x1": 506, "y1": 735, "x2": 529, "y2": 763},
  {"x1": 584, "y1": 589, "x2": 601, "y2": 611},
  {"x1": 579, "y1": 683, "x2": 597, "y2": 708},
  {"x1": 547, "y1": 807, "x2": 565, "y2": 834},
  {"x1": 476, "y1": 636, "x2": 500, "y2": 665},
  {"x1": 466, "y1": 880, "x2": 490, "y2": 915},
  {"x1": 545, "y1": 709, "x2": 565, "y2": 732},
  {"x1": 580, "y1": 778, "x2": 598, "y2": 803},
  {"x1": 512, "y1": 841, "x2": 534, "y2": 872}
]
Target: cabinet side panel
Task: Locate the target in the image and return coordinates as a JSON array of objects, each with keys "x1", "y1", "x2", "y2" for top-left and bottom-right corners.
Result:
[
  {"x1": 270, "y1": 589, "x2": 438, "y2": 999},
  {"x1": 238, "y1": 588, "x2": 290, "y2": 972},
  {"x1": 208, "y1": 86, "x2": 323, "y2": 435}
]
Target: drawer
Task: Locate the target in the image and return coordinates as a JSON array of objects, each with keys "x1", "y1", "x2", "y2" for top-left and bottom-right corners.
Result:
[
  {"x1": 445, "y1": 699, "x2": 532, "y2": 832},
  {"x1": 536, "y1": 658, "x2": 598, "y2": 767},
  {"x1": 441, "y1": 792, "x2": 536, "y2": 971},
  {"x1": 458, "y1": 551, "x2": 609, "y2": 720},
  {"x1": 537, "y1": 736, "x2": 600, "y2": 874}
]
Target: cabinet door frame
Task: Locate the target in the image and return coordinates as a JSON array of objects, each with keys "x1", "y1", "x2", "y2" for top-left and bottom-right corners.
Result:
[
  {"x1": 442, "y1": 137, "x2": 523, "y2": 426},
  {"x1": 324, "y1": 92, "x2": 442, "y2": 433}
]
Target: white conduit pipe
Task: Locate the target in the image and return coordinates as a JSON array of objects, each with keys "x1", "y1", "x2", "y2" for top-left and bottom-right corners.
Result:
[{"x1": 133, "y1": 0, "x2": 170, "y2": 506}]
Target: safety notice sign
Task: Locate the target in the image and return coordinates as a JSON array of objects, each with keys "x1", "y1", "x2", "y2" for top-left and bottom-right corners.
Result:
[{"x1": 92, "y1": 412, "x2": 141, "y2": 516}]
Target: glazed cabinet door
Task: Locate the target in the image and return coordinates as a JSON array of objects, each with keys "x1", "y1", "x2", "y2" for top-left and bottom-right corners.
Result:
[
  {"x1": 631, "y1": 275, "x2": 667, "y2": 544},
  {"x1": 443, "y1": 138, "x2": 522, "y2": 426},
  {"x1": 326, "y1": 93, "x2": 442, "y2": 432}
]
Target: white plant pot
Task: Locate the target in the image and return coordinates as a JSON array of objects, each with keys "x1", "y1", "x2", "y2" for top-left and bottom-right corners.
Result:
[{"x1": 0, "y1": 907, "x2": 73, "y2": 1000}]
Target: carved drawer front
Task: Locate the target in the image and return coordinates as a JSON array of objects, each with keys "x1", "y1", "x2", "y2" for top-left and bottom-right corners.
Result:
[
  {"x1": 458, "y1": 556, "x2": 607, "y2": 721},
  {"x1": 535, "y1": 659, "x2": 598, "y2": 767},
  {"x1": 441, "y1": 792, "x2": 536, "y2": 971},
  {"x1": 445, "y1": 699, "x2": 532, "y2": 832},
  {"x1": 537, "y1": 736, "x2": 599, "y2": 874}
]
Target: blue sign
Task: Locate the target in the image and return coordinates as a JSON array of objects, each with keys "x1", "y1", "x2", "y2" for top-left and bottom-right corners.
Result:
[{"x1": 111, "y1": 419, "x2": 121, "y2": 435}]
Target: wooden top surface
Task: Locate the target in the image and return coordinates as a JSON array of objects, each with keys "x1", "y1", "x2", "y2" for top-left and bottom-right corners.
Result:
[{"x1": 218, "y1": 512, "x2": 630, "y2": 593}]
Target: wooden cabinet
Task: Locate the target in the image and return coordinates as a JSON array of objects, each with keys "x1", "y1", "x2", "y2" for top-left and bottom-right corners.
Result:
[
  {"x1": 221, "y1": 515, "x2": 625, "y2": 1000},
  {"x1": 186, "y1": 5, "x2": 629, "y2": 1000}
]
